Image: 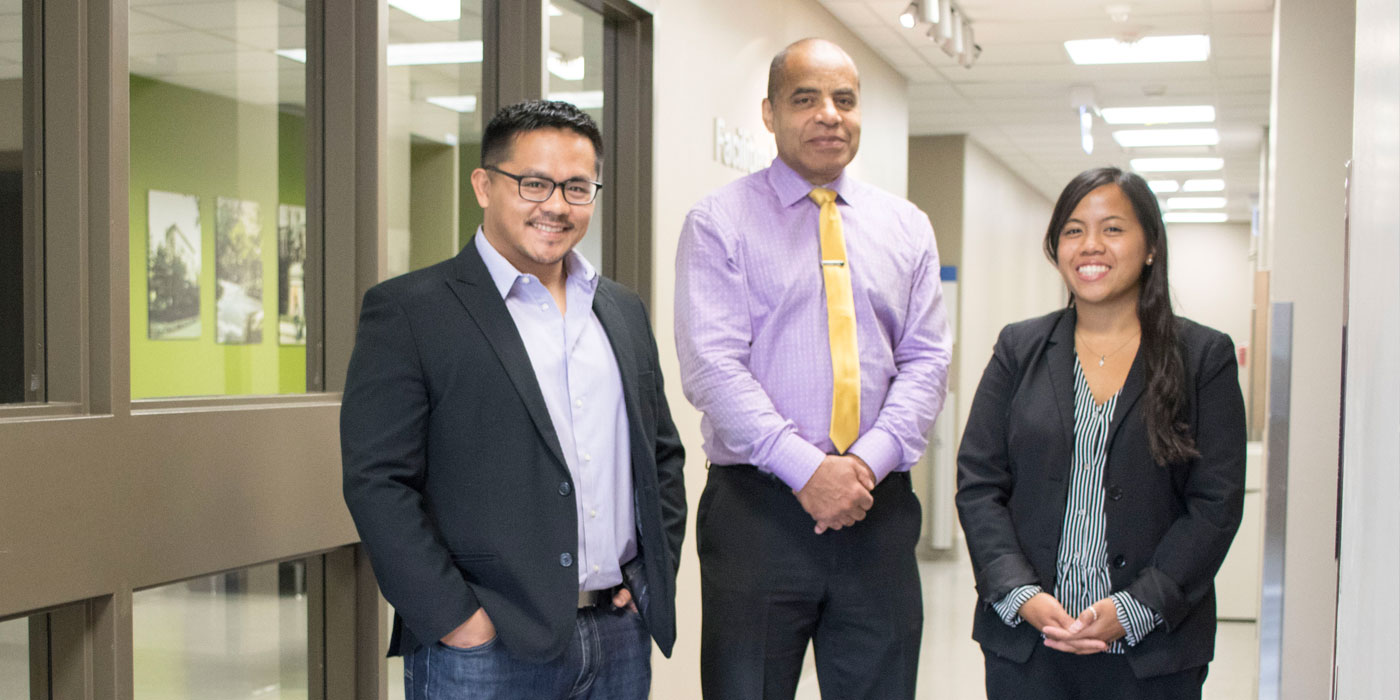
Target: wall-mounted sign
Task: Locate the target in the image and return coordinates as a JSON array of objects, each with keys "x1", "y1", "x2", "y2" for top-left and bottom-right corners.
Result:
[{"x1": 714, "y1": 118, "x2": 775, "y2": 174}]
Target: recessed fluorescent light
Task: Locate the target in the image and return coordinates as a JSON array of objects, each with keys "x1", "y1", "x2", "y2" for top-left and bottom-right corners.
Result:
[
  {"x1": 389, "y1": 0, "x2": 460, "y2": 22},
  {"x1": 278, "y1": 43, "x2": 484, "y2": 66},
  {"x1": 1164, "y1": 212, "x2": 1229, "y2": 223},
  {"x1": 388, "y1": 41, "x2": 483, "y2": 66},
  {"x1": 1112, "y1": 128, "x2": 1220, "y2": 148},
  {"x1": 548, "y1": 90, "x2": 604, "y2": 110},
  {"x1": 1167, "y1": 197, "x2": 1227, "y2": 209},
  {"x1": 548, "y1": 3, "x2": 564, "y2": 16},
  {"x1": 1064, "y1": 34, "x2": 1210, "y2": 65},
  {"x1": 1182, "y1": 178, "x2": 1226, "y2": 192},
  {"x1": 1130, "y1": 157, "x2": 1224, "y2": 172},
  {"x1": 1147, "y1": 180, "x2": 1180, "y2": 193},
  {"x1": 426, "y1": 95, "x2": 478, "y2": 113},
  {"x1": 1100, "y1": 105, "x2": 1216, "y2": 125},
  {"x1": 548, "y1": 53, "x2": 586, "y2": 81}
]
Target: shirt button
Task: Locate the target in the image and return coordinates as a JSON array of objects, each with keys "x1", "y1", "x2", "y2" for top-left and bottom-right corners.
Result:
[
  {"x1": 592, "y1": 565, "x2": 600, "y2": 573},
  {"x1": 583, "y1": 453, "x2": 592, "y2": 462},
  {"x1": 560, "y1": 553, "x2": 573, "y2": 567},
  {"x1": 1077, "y1": 509, "x2": 1086, "y2": 516},
  {"x1": 1108, "y1": 486, "x2": 1124, "y2": 501},
  {"x1": 558, "y1": 481, "x2": 572, "y2": 496},
  {"x1": 589, "y1": 509, "x2": 597, "y2": 518},
  {"x1": 540, "y1": 303, "x2": 549, "y2": 311},
  {"x1": 520, "y1": 277, "x2": 530, "y2": 284},
  {"x1": 575, "y1": 398, "x2": 583, "y2": 407},
  {"x1": 1113, "y1": 555, "x2": 1127, "y2": 569}
]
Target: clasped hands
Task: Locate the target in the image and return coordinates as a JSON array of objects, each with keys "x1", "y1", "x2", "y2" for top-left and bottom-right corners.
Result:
[
  {"x1": 1019, "y1": 592, "x2": 1125, "y2": 655},
  {"x1": 794, "y1": 454, "x2": 876, "y2": 534}
]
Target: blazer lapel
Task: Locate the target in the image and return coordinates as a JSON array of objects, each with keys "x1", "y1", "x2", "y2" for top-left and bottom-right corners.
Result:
[
  {"x1": 1107, "y1": 346, "x2": 1147, "y2": 449},
  {"x1": 591, "y1": 283, "x2": 647, "y2": 480},
  {"x1": 1046, "y1": 308, "x2": 1078, "y2": 464},
  {"x1": 445, "y1": 241, "x2": 569, "y2": 472}
]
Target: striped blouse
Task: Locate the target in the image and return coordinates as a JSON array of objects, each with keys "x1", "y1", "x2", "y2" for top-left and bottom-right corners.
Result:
[{"x1": 991, "y1": 357, "x2": 1163, "y2": 652}]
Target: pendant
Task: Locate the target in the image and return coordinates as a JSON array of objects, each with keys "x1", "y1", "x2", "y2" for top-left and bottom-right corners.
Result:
[{"x1": 1098, "y1": 355, "x2": 1106, "y2": 367}]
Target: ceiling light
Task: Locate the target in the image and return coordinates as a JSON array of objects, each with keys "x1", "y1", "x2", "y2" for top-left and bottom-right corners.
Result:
[
  {"x1": 1183, "y1": 178, "x2": 1226, "y2": 192},
  {"x1": 389, "y1": 0, "x2": 460, "y2": 23},
  {"x1": 1164, "y1": 212, "x2": 1229, "y2": 223},
  {"x1": 1130, "y1": 157, "x2": 1224, "y2": 172},
  {"x1": 548, "y1": 53, "x2": 586, "y2": 81},
  {"x1": 388, "y1": 41, "x2": 483, "y2": 66},
  {"x1": 1101, "y1": 105, "x2": 1216, "y2": 125},
  {"x1": 1064, "y1": 34, "x2": 1210, "y2": 65},
  {"x1": 426, "y1": 95, "x2": 477, "y2": 113},
  {"x1": 1147, "y1": 180, "x2": 1180, "y2": 193},
  {"x1": 1112, "y1": 128, "x2": 1220, "y2": 148},
  {"x1": 899, "y1": 2, "x2": 918, "y2": 28},
  {"x1": 1167, "y1": 197, "x2": 1227, "y2": 209},
  {"x1": 1079, "y1": 106, "x2": 1094, "y2": 155},
  {"x1": 548, "y1": 4, "x2": 564, "y2": 16},
  {"x1": 276, "y1": 48, "x2": 307, "y2": 63},
  {"x1": 548, "y1": 90, "x2": 604, "y2": 110}
]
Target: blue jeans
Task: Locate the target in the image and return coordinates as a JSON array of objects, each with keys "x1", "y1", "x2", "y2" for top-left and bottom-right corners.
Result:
[{"x1": 405, "y1": 606, "x2": 651, "y2": 700}]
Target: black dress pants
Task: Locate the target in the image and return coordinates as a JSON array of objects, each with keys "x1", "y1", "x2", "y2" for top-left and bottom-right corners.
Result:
[
  {"x1": 984, "y1": 645, "x2": 1207, "y2": 700},
  {"x1": 698, "y1": 464, "x2": 924, "y2": 700}
]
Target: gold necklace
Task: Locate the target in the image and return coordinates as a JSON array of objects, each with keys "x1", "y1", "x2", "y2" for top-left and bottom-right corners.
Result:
[{"x1": 1075, "y1": 330, "x2": 1140, "y2": 367}]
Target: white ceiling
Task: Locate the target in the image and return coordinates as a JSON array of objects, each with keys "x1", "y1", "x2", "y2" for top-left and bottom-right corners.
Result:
[{"x1": 817, "y1": 0, "x2": 1274, "y2": 222}]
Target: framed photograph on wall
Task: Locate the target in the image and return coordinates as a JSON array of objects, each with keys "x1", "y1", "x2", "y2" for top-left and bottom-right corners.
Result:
[
  {"x1": 215, "y1": 197, "x2": 263, "y2": 345},
  {"x1": 146, "y1": 190, "x2": 202, "y2": 340},
  {"x1": 277, "y1": 204, "x2": 307, "y2": 346}
]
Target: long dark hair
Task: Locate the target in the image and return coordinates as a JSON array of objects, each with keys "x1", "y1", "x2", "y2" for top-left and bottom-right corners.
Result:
[{"x1": 1044, "y1": 167, "x2": 1199, "y2": 466}]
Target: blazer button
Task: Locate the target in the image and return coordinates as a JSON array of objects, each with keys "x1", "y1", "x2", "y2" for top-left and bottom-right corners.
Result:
[
  {"x1": 560, "y1": 553, "x2": 573, "y2": 567},
  {"x1": 558, "y1": 481, "x2": 572, "y2": 496},
  {"x1": 1108, "y1": 486, "x2": 1123, "y2": 501},
  {"x1": 1113, "y1": 555, "x2": 1127, "y2": 569}
]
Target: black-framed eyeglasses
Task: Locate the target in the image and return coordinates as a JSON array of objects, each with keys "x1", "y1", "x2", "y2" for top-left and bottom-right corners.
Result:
[{"x1": 485, "y1": 165, "x2": 603, "y2": 205}]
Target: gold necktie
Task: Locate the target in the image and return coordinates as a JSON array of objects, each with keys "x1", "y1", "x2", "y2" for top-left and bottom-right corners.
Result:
[{"x1": 809, "y1": 187, "x2": 860, "y2": 453}]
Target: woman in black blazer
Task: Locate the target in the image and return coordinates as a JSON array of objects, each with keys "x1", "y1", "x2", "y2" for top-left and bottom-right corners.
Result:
[{"x1": 956, "y1": 167, "x2": 1246, "y2": 699}]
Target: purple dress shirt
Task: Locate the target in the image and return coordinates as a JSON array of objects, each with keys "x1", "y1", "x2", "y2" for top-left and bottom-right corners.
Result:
[
  {"x1": 675, "y1": 158, "x2": 952, "y2": 491},
  {"x1": 476, "y1": 232, "x2": 635, "y2": 591}
]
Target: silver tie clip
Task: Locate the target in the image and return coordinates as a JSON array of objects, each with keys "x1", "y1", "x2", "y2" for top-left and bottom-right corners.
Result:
[{"x1": 821, "y1": 260, "x2": 846, "y2": 267}]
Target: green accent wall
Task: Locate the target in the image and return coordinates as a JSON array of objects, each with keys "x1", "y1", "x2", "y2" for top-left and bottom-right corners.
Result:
[{"x1": 129, "y1": 75, "x2": 306, "y2": 398}]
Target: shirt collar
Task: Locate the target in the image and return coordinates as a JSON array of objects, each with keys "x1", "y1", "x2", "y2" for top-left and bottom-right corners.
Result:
[
  {"x1": 473, "y1": 227, "x2": 599, "y2": 300},
  {"x1": 766, "y1": 156, "x2": 858, "y2": 209}
]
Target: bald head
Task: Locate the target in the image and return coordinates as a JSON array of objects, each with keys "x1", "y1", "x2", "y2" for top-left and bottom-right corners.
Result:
[{"x1": 767, "y1": 38, "x2": 860, "y2": 104}]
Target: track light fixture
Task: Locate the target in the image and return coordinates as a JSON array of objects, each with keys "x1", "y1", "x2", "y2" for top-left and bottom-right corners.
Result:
[
  {"x1": 899, "y1": 2, "x2": 918, "y2": 29},
  {"x1": 905, "y1": 0, "x2": 980, "y2": 68}
]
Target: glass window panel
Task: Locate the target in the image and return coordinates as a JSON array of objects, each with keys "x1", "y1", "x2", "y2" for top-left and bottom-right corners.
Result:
[
  {"x1": 1, "y1": 0, "x2": 33, "y2": 404},
  {"x1": 129, "y1": 0, "x2": 309, "y2": 398},
  {"x1": 546, "y1": 0, "x2": 605, "y2": 273},
  {"x1": 0, "y1": 616, "x2": 28, "y2": 698},
  {"x1": 386, "y1": 0, "x2": 484, "y2": 275},
  {"x1": 134, "y1": 559, "x2": 308, "y2": 700}
]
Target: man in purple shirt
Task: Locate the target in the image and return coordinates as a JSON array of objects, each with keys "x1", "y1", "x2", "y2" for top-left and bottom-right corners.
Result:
[
  {"x1": 676, "y1": 39, "x2": 951, "y2": 699},
  {"x1": 343, "y1": 101, "x2": 685, "y2": 700}
]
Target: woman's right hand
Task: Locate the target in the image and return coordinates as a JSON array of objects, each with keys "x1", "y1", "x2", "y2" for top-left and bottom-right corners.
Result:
[{"x1": 1020, "y1": 593, "x2": 1108, "y2": 654}]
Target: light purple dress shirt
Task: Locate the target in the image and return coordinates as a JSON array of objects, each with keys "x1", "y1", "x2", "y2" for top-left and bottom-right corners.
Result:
[
  {"x1": 475, "y1": 232, "x2": 635, "y2": 591},
  {"x1": 675, "y1": 158, "x2": 952, "y2": 491}
]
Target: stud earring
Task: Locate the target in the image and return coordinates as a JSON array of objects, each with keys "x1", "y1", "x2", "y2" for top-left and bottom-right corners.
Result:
[{"x1": 1146, "y1": 255, "x2": 1154, "y2": 265}]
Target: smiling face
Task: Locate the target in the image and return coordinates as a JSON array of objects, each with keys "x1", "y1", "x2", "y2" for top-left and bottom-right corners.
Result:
[
  {"x1": 470, "y1": 127, "x2": 597, "y2": 280},
  {"x1": 762, "y1": 41, "x2": 862, "y2": 186},
  {"x1": 1054, "y1": 184, "x2": 1153, "y2": 309}
]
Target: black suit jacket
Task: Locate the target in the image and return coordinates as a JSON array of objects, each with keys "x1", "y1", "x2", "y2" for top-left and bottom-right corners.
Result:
[
  {"x1": 341, "y1": 239, "x2": 686, "y2": 663},
  {"x1": 956, "y1": 308, "x2": 1245, "y2": 679}
]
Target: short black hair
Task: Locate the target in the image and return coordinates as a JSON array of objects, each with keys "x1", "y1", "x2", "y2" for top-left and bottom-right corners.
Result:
[{"x1": 480, "y1": 100, "x2": 603, "y2": 173}]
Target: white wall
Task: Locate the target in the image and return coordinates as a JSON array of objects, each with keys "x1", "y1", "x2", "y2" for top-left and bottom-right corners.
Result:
[
  {"x1": 646, "y1": 1, "x2": 909, "y2": 695},
  {"x1": 1266, "y1": 0, "x2": 1355, "y2": 697},
  {"x1": 1335, "y1": 0, "x2": 1400, "y2": 695},
  {"x1": 1167, "y1": 222, "x2": 1253, "y2": 397},
  {"x1": 956, "y1": 139, "x2": 1059, "y2": 436}
]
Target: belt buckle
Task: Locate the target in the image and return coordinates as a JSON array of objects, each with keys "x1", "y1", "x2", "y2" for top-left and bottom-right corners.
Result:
[{"x1": 577, "y1": 589, "x2": 607, "y2": 609}]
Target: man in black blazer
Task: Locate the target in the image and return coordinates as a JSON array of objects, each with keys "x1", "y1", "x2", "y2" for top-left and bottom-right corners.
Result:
[{"x1": 341, "y1": 100, "x2": 685, "y2": 700}]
